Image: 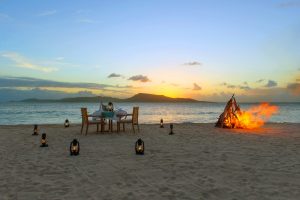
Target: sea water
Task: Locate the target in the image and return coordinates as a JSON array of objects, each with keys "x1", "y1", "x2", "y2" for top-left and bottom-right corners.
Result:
[{"x1": 0, "y1": 102, "x2": 299, "y2": 125}]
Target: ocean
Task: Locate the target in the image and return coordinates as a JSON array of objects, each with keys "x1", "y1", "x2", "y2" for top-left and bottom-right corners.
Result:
[{"x1": 0, "y1": 102, "x2": 299, "y2": 125}]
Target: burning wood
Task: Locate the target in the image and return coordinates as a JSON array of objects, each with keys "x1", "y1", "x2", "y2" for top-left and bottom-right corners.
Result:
[{"x1": 216, "y1": 95, "x2": 279, "y2": 129}]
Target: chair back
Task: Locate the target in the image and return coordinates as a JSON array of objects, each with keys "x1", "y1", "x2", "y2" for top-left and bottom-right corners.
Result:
[
  {"x1": 81, "y1": 108, "x2": 88, "y2": 124},
  {"x1": 132, "y1": 107, "x2": 139, "y2": 124}
]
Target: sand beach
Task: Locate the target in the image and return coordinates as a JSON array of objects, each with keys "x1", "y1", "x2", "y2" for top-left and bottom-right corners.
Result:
[{"x1": 0, "y1": 123, "x2": 299, "y2": 200}]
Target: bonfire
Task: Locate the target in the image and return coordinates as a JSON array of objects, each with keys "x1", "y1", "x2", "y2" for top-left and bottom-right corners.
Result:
[{"x1": 216, "y1": 95, "x2": 278, "y2": 129}]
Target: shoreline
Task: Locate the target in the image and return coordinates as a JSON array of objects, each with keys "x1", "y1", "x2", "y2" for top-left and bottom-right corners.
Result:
[{"x1": 1, "y1": 122, "x2": 299, "y2": 126}]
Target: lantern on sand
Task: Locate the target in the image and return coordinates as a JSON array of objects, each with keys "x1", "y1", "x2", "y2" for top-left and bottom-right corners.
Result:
[
  {"x1": 40, "y1": 133, "x2": 48, "y2": 147},
  {"x1": 33, "y1": 124, "x2": 39, "y2": 135},
  {"x1": 169, "y1": 124, "x2": 174, "y2": 135},
  {"x1": 160, "y1": 118, "x2": 164, "y2": 128},
  {"x1": 64, "y1": 119, "x2": 70, "y2": 128},
  {"x1": 135, "y1": 138, "x2": 144, "y2": 155},
  {"x1": 70, "y1": 139, "x2": 80, "y2": 156}
]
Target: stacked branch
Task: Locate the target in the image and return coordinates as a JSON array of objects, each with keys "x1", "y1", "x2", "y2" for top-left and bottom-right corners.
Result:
[{"x1": 216, "y1": 95, "x2": 242, "y2": 128}]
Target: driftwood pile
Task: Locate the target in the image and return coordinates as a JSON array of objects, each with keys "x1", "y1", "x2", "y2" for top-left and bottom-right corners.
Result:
[{"x1": 215, "y1": 95, "x2": 242, "y2": 128}]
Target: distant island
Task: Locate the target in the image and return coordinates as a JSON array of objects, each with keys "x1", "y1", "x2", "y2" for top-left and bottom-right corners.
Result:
[{"x1": 20, "y1": 93, "x2": 211, "y2": 103}]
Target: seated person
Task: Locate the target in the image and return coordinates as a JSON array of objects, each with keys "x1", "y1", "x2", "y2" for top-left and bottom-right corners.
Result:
[
  {"x1": 107, "y1": 102, "x2": 114, "y2": 111},
  {"x1": 101, "y1": 102, "x2": 114, "y2": 112}
]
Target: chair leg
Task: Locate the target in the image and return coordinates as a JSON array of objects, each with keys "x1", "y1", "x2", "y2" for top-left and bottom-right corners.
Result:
[
  {"x1": 86, "y1": 124, "x2": 89, "y2": 135},
  {"x1": 132, "y1": 124, "x2": 135, "y2": 134},
  {"x1": 101, "y1": 119, "x2": 105, "y2": 132},
  {"x1": 137, "y1": 124, "x2": 140, "y2": 132},
  {"x1": 109, "y1": 119, "x2": 113, "y2": 132},
  {"x1": 81, "y1": 123, "x2": 84, "y2": 134}
]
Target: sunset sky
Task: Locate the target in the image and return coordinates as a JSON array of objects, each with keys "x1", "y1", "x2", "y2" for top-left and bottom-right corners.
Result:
[{"x1": 0, "y1": 0, "x2": 300, "y2": 102}]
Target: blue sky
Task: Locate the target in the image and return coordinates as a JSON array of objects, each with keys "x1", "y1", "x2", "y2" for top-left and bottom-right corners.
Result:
[{"x1": 0, "y1": 0, "x2": 300, "y2": 102}]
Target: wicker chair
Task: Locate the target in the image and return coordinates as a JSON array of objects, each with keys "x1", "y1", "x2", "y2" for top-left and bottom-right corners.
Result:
[
  {"x1": 81, "y1": 108, "x2": 103, "y2": 135},
  {"x1": 117, "y1": 107, "x2": 139, "y2": 133}
]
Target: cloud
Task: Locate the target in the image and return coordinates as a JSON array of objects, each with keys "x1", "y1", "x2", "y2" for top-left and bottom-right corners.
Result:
[
  {"x1": 55, "y1": 57, "x2": 64, "y2": 61},
  {"x1": 0, "y1": 76, "x2": 110, "y2": 89},
  {"x1": 0, "y1": 88, "x2": 96, "y2": 102},
  {"x1": 193, "y1": 83, "x2": 202, "y2": 91},
  {"x1": 0, "y1": 76, "x2": 137, "y2": 93},
  {"x1": 256, "y1": 79, "x2": 265, "y2": 83},
  {"x1": 278, "y1": 1, "x2": 300, "y2": 8},
  {"x1": 1, "y1": 52, "x2": 58, "y2": 72},
  {"x1": 75, "y1": 9, "x2": 91, "y2": 14},
  {"x1": 297, "y1": 79, "x2": 300, "y2": 82},
  {"x1": 287, "y1": 83, "x2": 300, "y2": 95},
  {"x1": 227, "y1": 84, "x2": 236, "y2": 89},
  {"x1": 114, "y1": 84, "x2": 133, "y2": 88},
  {"x1": 128, "y1": 75, "x2": 151, "y2": 82},
  {"x1": 183, "y1": 61, "x2": 202, "y2": 66},
  {"x1": 199, "y1": 87, "x2": 300, "y2": 102},
  {"x1": 239, "y1": 86, "x2": 251, "y2": 90},
  {"x1": 37, "y1": 10, "x2": 57, "y2": 16},
  {"x1": 77, "y1": 19, "x2": 99, "y2": 24},
  {"x1": 108, "y1": 73, "x2": 121, "y2": 78},
  {"x1": 220, "y1": 82, "x2": 251, "y2": 90},
  {"x1": 265, "y1": 80, "x2": 278, "y2": 88},
  {"x1": 0, "y1": 13, "x2": 12, "y2": 22}
]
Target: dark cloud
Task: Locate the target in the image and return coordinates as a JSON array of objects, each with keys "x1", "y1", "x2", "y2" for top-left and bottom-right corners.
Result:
[
  {"x1": 227, "y1": 84, "x2": 236, "y2": 89},
  {"x1": 114, "y1": 85, "x2": 133, "y2": 88},
  {"x1": 0, "y1": 88, "x2": 95, "y2": 102},
  {"x1": 183, "y1": 61, "x2": 202, "y2": 66},
  {"x1": 128, "y1": 75, "x2": 150, "y2": 82},
  {"x1": 265, "y1": 80, "x2": 278, "y2": 88},
  {"x1": 256, "y1": 79, "x2": 265, "y2": 83},
  {"x1": 107, "y1": 73, "x2": 121, "y2": 78},
  {"x1": 278, "y1": 1, "x2": 300, "y2": 8},
  {"x1": 239, "y1": 86, "x2": 251, "y2": 90},
  {"x1": 220, "y1": 82, "x2": 251, "y2": 90},
  {"x1": 0, "y1": 76, "x2": 110, "y2": 89},
  {"x1": 0, "y1": 76, "x2": 136, "y2": 92},
  {"x1": 287, "y1": 83, "x2": 300, "y2": 95},
  {"x1": 220, "y1": 82, "x2": 235, "y2": 88},
  {"x1": 193, "y1": 83, "x2": 202, "y2": 91}
]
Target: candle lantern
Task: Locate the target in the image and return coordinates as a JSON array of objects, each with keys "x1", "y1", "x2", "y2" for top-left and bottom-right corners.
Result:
[
  {"x1": 64, "y1": 119, "x2": 70, "y2": 128},
  {"x1": 135, "y1": 138, "x2": 144, "y2": 155},
  {"x1": 33, "y1": 124, "x2": 39, "y2": 135},
  {"x1": 40, "y1": 133, "x2": 48, "y2": 147},
  {"x1": 160, "y1": 118, "x2": 164, "y2": 128},
  {"x1": 169, "y1": 123, "x2": 174, "y2": 135},
  {"x1": 70, "y1": 139, "x2": 80, "y2": 156}
]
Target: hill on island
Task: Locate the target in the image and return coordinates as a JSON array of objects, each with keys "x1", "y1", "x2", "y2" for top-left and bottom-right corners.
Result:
[{"x1": 21, "y1": 93, "x2": 209, "y2": 103}]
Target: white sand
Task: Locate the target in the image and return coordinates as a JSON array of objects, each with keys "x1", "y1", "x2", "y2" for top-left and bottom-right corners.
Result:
[{"x1": 0, "y1": 123, "x2": 299, "y2": 200}]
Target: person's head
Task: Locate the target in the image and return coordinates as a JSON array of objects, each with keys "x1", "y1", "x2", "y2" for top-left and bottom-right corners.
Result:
[{"x1": 108, "y1": 102, "x2": 113, "y2": 106}]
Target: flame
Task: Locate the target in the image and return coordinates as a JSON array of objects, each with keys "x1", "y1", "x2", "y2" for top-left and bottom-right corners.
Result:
[{"x1": 235, "y1": 103, "x2": 279, "y2": 129}]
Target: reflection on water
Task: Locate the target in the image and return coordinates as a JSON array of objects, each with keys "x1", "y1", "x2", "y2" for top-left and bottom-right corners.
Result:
[{"x1": 0, "y1": 102, "x2": 299, "y2": 125}]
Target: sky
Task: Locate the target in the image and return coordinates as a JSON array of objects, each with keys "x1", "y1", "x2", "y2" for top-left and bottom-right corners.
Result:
[{"x1": 0, "y1": 0, "x2": 300, "y2": 102}]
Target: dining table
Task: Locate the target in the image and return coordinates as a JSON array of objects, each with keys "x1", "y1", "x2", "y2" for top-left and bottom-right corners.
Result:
[{"x1": 91, "y1": 109, "x2": 127, "y2": 132}]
